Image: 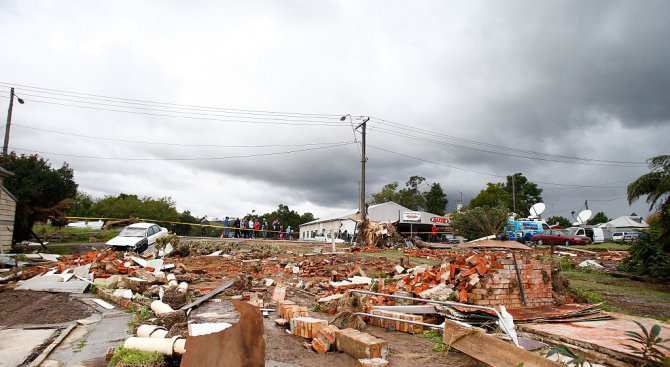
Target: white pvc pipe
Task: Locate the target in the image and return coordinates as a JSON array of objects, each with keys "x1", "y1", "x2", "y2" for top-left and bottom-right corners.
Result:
[
  {"x1": 166, "y1": 274, "x2": 176, "y2": 281},
  {"x1": 150, "y1": 300, "x2": 174, "y2": 316},
  {"x1": 123, "y1": 336, "x2": 185, "y2": 356},
  {"x1": 177, "y1": 282, "x2": 188, "y2": 293},
  {"x1": 137, "y1": 325, "x2": 168, "y2": 338}
]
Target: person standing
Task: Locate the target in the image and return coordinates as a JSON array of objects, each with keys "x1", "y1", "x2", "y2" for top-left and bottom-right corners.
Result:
[
  {"x1": 272, "y1": 220, "x2": 279, "y2": 239},
  {"x1": 234, "y1": 217, "x2": 241, "y2": 238},
  {"x1": 279, "y1": 224, "x2": 284, "y2": 240},
  {"x1": 286, "y1": 225, "x2": 292, "y2": 241},
  {"x1": 431, "y1": 224, "x2": 438, "y2": 242},
  {"x1": 223, "y1": 216, "x2": 230, "y2": 238},
  {"x1": 262, "y1": 219, "x2": 268, "y2": 239},
  {"x1": 254, "y1": 219, "x2": 260, "y2": 239},
  {"x1": 248, "y1": 217, "x2": 255, "y2": 239}
]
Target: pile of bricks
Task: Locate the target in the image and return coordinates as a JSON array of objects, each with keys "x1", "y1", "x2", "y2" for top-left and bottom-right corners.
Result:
[
  {"x1": 290, "y1": 317, "x2": 328, "y2": 338},
  {"x1": 368, "y1": 309, "x2": 423, "y2": 334},
  {"x1": 311, "y1": 325, "x2": 339, "y2": 353},
  {"x1": 335, "y1": 328, "x2": 389, "y2": 360},
  {"x1": 277, "y1": 300, "x2": 309, "y2": 321}
]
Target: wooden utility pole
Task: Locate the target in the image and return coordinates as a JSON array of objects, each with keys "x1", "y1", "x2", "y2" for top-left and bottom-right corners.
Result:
[
  {"x1": 359, "y1": 117, "x2": 369, "y2": 221},
  {"x1": 3, "y1": 87, "x2": 16, "y2": 156}
]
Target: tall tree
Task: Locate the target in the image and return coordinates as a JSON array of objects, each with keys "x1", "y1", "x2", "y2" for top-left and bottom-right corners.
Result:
[
  {"x1": 397, "y1": 176, "x2": 427, "y2": 211},
  {"x1": 505, "y1": 173, "x2": 543, "y2": 217},
  {"x1": 587, "y1": 212, "x2": 609, "y2": 225},
  {"x1": 424, "y1": 183, "x2": 448, "y2": 215},
  {"x1": 469, "y1": 183, "x2": 511, "y2": 210},
  {"x1": 546, "y1": 216, "x2": 572, "y2": 228},
  {"x1": 370, "y1": 182, "x2": 400, "y2": 205},
  {"x1": 1, "y1": 153, "x2": 78, "y2": 242}
]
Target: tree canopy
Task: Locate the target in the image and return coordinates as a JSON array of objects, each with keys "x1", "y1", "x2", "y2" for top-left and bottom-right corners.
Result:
[
  {"x1": 546, "y1": 216, "x2": 572, "y2": 228},
  {"x1": 587, "y1": 211, "x2": 609, "y2": 225},
  {"x1": 259, "y1": 204, "x2": 312, "y2": 230},
  {"x1": 1, "y1": 153, "x2": 78, "y2": 242},
  {"x1": 468, "y1": 173, "x2": 543, "y2": 217},
  {"x1": 370, "y1": 176, "x2": 448, "y2": 214}
]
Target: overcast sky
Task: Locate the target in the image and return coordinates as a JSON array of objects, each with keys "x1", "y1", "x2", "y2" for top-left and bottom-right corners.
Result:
[{"x1": 1, "y1": 1, "x2": 668, "y2": 222}]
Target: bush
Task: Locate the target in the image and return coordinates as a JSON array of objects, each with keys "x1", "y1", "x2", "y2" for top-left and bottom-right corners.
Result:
[
  {"x1": 109, "y1": 347, "x2": 165, "y2": 367},
  {"x1": 618, "y1": 224, "x2": 670, "y2": 282}
]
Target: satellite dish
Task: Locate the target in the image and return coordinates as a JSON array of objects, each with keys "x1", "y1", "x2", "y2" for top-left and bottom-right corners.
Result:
[
  {"x1": 528, "y1": 203, "x2": 546, "y2": 218},
  {"x1": 572, "y1": 209, "x2": 593, "y2": 225}
]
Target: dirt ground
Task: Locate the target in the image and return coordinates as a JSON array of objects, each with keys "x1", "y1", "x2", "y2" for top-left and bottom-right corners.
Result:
[{"x1": 0, "y1": 290, "x2": 92, "y2": 326}]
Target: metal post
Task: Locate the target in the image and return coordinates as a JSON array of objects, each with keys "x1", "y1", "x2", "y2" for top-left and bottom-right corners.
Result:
[{"x1": 3, "y1": 88, "x2": 15, "y2": 156}]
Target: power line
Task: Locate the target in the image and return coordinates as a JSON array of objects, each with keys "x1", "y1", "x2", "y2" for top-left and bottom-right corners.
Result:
[
  {"x1": 369, "y1": 116, "x2": 646, "y2": 165},
  {"x1": 367, "y1": 144, "x2": 636, "y2": 188},
  {"x1": 368, "y1": 125, "x2": 644, "y2": 167},
  {"x1": 12, "y1": 123, "x2": 352, "y2": 148},
  {"x1": 10, "y1": 142, "x2": 354, "y2": 161},
  {"x1": 0, "y1": 81, "x2": 341, "y2": 118}
]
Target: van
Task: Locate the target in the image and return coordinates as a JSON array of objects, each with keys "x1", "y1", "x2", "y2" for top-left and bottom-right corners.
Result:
[{"x1": 567, "y1": 227, "x2": 605, "y2": 244}]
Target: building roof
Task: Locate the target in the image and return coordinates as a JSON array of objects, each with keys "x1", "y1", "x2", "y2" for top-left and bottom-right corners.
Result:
[
  {"x1": 600, "y1": 215, "x2": 649, "y2": 228},
  {"x1": 300, "y1": 202, "x2": 449, "y2": 227}
]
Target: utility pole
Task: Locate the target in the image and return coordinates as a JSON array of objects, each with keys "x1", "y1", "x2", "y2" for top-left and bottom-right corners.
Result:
[
  {"x1": 3, "y1": 87, "x2": 23, "y2": 157},
  {"x1": 512, "y1": 175, "x2": 516, "y2": 214},
  {"x1": 359, "y1": 117, "x2": 369, "y2": 221}
]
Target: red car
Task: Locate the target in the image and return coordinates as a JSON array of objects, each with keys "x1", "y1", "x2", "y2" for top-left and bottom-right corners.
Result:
[{"x1": 532, "y1": 229, "x2": 591, "y2": 246}]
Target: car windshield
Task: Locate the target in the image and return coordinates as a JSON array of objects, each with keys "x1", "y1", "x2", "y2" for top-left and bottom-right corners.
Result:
[
  {"x1": 119, "y1": 227, "x2": 147, "y2": 237},
  {"x1": 557, "y1": 230, "x2": 571, "y2": 235}
]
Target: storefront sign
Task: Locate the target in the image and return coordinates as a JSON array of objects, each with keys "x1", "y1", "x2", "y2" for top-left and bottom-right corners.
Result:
[
  {"x1": 430, "y1": 217, "x2": 448, "y2": 224},
  {"x1": 402, "y1": 211, "x2": 422, "y2": 222}
]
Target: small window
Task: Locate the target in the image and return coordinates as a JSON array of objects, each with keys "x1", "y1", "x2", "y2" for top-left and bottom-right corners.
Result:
[{"x1": 148, "y1": 226, "x2": 158, "y2": 236}]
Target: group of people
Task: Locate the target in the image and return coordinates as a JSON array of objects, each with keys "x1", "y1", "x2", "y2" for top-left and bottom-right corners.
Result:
[{"x1": 221, "y1": 216, "x2": 292, "y2": 240}]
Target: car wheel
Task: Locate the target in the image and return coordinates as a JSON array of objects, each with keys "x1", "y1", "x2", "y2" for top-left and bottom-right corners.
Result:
[
  {"x1": 537, "y1": 240, "x2": 543, "y2": 245},
  {"x1": 564, "y1": 240, "x2": 571, "y2": 246}
]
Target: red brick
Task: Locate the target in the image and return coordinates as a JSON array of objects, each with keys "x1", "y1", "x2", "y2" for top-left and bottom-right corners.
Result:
[{"x1": 335, "y1": 328, "x2": 388, "y2": 360}]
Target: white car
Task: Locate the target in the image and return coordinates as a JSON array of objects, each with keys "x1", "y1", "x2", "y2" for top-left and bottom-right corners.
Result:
[{"x1": 106, "y1": 222, "x2": 168, "y2": 252}]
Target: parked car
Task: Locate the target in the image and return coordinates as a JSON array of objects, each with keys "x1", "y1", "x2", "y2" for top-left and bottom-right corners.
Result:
[
  {"x1": 532, "y1": 229, "x2": 592, "y2": 246},
  {"x1": 611, "y1": 232, "x2": 625, "y2": 242},
  {"x1": 624, "y1": 231, "x2": 640, "y2": 242},
  {"x1": 566, "y1": 227, "x2": 605, "y2": 243},
  {"x1": 106, "y1": 222, "x2": 168, "y2": 252}
]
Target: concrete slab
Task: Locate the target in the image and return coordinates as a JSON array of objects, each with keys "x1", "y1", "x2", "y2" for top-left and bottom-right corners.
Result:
[{"x1": 0, "y1": 328, "x2": 57, "y2": 367}]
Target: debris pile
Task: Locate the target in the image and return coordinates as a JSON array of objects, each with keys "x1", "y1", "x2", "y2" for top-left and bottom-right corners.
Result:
[{"x1": 357, "y1": 220, "x2": 404, "y2": 247}]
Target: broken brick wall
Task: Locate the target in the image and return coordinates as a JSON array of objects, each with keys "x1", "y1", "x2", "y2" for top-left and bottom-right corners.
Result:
[{"x1": 470, "y1": 254, "x2": 552, "y2": 307}]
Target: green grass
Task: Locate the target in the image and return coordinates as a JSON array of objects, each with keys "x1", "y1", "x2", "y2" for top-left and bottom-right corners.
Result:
[
  {"x1": 419, "y1": 330, "x2": 449, "y2": 352},
  {"x1": 108, "y1": 347, "x2": 165, "y2": 367},
  {"x1": 73, "y1": 339, "x2": 87, "y2": 353},
  {"x1": 127, "y1": 306, "x2": 153, "y2": 332},
  {"x1": 571, "y1": 242, "x2": 631, "y2": 251},
  {"x1": 32, "y1": 224, "x2": 119, "y2": 244},
  {"x1": 563, "y1": 269, "x2": 670, "y2": 320},
  {"x1": 42, "y1": 246, "x2": 76, "y2": 255}
]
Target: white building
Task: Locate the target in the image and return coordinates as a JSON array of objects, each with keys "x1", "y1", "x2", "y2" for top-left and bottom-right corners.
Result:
[{"x1": 299, "y1": 201, "x2": 450, "y2": 240}]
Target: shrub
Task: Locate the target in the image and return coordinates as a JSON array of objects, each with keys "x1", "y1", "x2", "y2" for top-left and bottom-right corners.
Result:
[{"x1": 618, "y1": 224, "x2": 670, "y2": 282}]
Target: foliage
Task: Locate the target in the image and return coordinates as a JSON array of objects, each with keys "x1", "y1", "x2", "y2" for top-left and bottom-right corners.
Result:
[
  {"x1": 547, "y1": 344, "x2": 591, "y2": 366},
  {"x1": 261, "y1": 204, "x2": 306, "y2": 230},
  {"x1": 619, "y1": 224, "x2": 670, "y2": 282},
  {"x1": 69, "y1": 191, "x2": 95, "y2": 218},
  {"x1": 587, "y1": 211, "x2": 609, "y2": 225},
  {"x1": 424, "y1": 183, "x2": 448, "y2": 215},
  {"x1": 128, "y1": 306, "x2": 153, "y2": 332},
  {"x1": 108, "y1": 347, "x2": 165, "y2": 367},
  {"x1": 369, "y1": 176, "x2": 448, "y2": 213},
  {"x1": 449, "y1": 202, "x2": 508, "y2": 240},
  {"x1": 559, "y1": 257, "x2": 575, "y2": 271},
  {"x1": 628, "y1": 155, "x2": 670, "y2": 252},
  {"x1": 624, "y1": 321, "x2": 670, "y2": 366},
  {"x1": 419, "y1": 329, "x2": 449, "y2": 352},
  {"x1": 468, "y1": 173, "x2": 543, "y2": 217},
  {"x1": 468, "y1": 183, "x2": 511, "y2": 210},
  {"x1": 547, "y1": 216, "x2": 572, "y2": 228},
  {"x1": 1, "y1": 153, "x2": 78, "y2": 242},
  {"x1": 504, "y1": 173, "x2": 543, "y2": 217},
  {"x1": 32, "y1": 223, "x2": 119, "y2": 244}
]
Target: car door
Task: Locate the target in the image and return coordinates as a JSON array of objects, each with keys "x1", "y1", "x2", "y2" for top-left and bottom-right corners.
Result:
[{"x1": 147, "y1": 225, "x2": 159, "y2": 244}]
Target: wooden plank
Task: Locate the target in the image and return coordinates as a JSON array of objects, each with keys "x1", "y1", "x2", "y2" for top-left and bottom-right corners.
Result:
[
  {"x1": 180, "y1": 279, "x2": 234, "y2": 311},
  {"x1": 442, "y1": 319, "x2": 562, "y2": 367}
]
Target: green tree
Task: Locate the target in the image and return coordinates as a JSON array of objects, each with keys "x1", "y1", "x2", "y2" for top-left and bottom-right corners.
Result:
[
  {"x1": 1, "y1": 153, "x2": 78, "y2": 242},
  {"x1": 469, "y1": 183, "x2": 511, "y2": 210},
  {"x1": 424, "y1": 183, "x2": 448, "y2": 215},
  {"x1": 69, "y1": 191, "x2": 95, "y2": 218},
  {"x1": 587, "y1": 211, "x2": 609, "y2": 225},
  {"x1": 397, "y1": 176, "x2": 427, "y2": 210},
  {"x1": 449, "y1": 202, "x2": 509, "y2": 241},
  {"x1": 299, "y1": 212, "x2": 315, "y2": 224},
  {"x1": 370, "y1": 182, "x2": 400, "y2": 205},
  {"x1": 262, "y1": 204, "x2": 302, "y2": 230},
  {"x1": 546, "y1": 216, "x2": 572, "y2": 228},
  {"x1": 505, "y1": 173, "x2": 543, "y2": 217}
]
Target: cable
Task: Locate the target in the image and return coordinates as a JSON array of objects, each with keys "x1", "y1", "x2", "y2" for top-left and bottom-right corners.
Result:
[
  {"x1": 368, "y1": 123, "x2": 645, "y2": 167},
  {"x1": 12, "y1": 123, "x2": 352, "y2": 148},
  {"x1": 369, "y1": 116, "x2": 646, "y2": 165},
  {"x1": 0, "y1": 81, "x2": 341, "y2": 118},
  {"x1": 13, "y1": 91, "x2": 343, "y2": 124},
  {"x1": 368, "y1": 144, "x2": 637, "y2": 188},
  {"x1": 10, "y1": 142, "x2": 354, "y2": 161}
]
